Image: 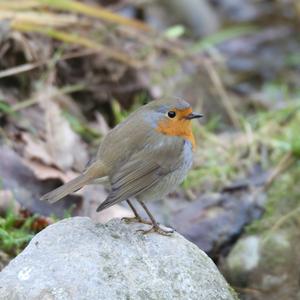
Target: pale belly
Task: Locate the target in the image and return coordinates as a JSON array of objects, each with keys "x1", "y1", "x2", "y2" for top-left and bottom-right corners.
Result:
[{"x1": 137, "y1": 140, "x2": 193, "y2": 202}]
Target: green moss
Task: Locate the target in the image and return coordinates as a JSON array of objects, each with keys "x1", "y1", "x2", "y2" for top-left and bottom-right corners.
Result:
[
  {"x1": 185, "y1": 101, "x2": 300, "y2": 202},
  {"x1": 111, "y1": 94, "x2": 149, "y2": 125},
  {"x1": 260, "y1": 233, "x2": 291, "y2": 268},
  {"x1": 63, "y1": 111, "x2": 101, "y2": 143},
  {"x1": 247, "y1": 162, "x2": 300, "y2": 235},
  {"x1": 228, "y1": 285, "x2": 240, "y2": 300},
  {"x1": 0, "y1": 209, "x2": 35, "y2": 256}
]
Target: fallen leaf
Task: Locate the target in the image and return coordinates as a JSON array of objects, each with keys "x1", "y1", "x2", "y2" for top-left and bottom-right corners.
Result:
[
  {"x1": 0, "y1": 145, "x2": 82, "y2": 217},
  {"x1": 36, "y1": 86, "x2": 88, "y2": 171},
  {"x1": 21, "y1": 157, "x2": 78, "y2": 182},
  {"x1": 22, "y1": 132, "x2": 53, "y2": 165}
]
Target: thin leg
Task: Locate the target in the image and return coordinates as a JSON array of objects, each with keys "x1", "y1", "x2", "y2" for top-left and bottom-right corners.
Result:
[
  {"x1": 137, "y1": 201, "x2": 174, "y2": 236},
  {"x1": 127, "y1": 199, "x2": 140, "y2": 218},
  {"x1": 122, "y1": 200, "x2": 152, "y2": 225}
]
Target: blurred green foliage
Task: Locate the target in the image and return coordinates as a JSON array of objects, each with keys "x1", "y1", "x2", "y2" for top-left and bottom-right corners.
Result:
[{"x1": 0, "y1": 210, "x2": 35, "y2": 256}]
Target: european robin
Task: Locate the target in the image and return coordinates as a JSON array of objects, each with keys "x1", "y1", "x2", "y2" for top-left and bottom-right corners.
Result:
[{"x1": 41, "y1": 98, "x2": 202, "y2": 235}]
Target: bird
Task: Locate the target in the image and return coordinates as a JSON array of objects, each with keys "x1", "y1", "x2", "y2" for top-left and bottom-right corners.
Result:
[{"x1": 41, "y1": 98, "x2": 202, "y2": 235}]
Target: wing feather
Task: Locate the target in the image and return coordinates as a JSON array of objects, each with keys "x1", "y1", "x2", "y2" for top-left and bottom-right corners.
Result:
[
  {"x1": 96, "y1": 158, "x2": 161, "y2": 211},
  {"x1": 96, "y1": 138, "x2": 185, "y2": 212}
]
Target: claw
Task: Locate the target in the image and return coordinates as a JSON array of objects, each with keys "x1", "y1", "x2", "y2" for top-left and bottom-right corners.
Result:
[
  {"x1": 137, "y1": 225, "x2": 174, "y2": 236},
  {"x1": 122, "y1": 217, "x2": 152, "y2": 225}
]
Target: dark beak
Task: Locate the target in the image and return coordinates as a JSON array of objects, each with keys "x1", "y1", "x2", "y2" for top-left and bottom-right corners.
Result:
[{"x1": 185, "y1": 112, "x2": 203, "y2": 120}]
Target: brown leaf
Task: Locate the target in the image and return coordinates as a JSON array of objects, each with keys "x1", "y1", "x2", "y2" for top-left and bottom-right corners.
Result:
[
  {"x1": 21, "y1": 157, "x2": 78, "y2": 182},
  {"x1": 36, "y1": 86, "x2": 88, "y2": 171},
  {"x1": 22, "y1": 132, "x2": 53, "y2": 165},
  {"x1": 0, "y1": 145, "x2": 82, "y2": 217}
]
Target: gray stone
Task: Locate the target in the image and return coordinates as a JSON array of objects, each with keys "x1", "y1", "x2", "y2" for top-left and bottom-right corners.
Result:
[
  {"x1": 222, "y1": 231, "x2": 297, "y2": 300},
  {"x1": 0, "y1": 217, "x2": 236, "y2": 300},
  {"x1": 227, "y1": 235, "x2": 260, "y2": 273}
]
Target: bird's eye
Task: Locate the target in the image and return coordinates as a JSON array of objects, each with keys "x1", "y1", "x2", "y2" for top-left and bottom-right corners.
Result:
[{"x1": 167, "y1": 111, "x2": 176, "y2": 118}]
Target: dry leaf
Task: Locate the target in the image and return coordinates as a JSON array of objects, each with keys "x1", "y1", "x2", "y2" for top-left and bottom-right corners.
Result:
[
  {"x1": 0, "y1": 145, "x2": 82, "y2": 217},
  {"x1": 21, "y1": 158, "x2": 78, "y2": 182},
  {"x1": 22, "y1": 132, "x2": 53, "y2": 165},
  {"x1": 35, "y1": 86, "x2": 88, "y2": 171}
]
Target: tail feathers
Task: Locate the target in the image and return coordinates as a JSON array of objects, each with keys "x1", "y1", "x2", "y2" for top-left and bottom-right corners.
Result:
[
  {"x1": 40, "y1": 174, "x2": 91, "y2": 204},
  {"x1": 96, "y1": 196, "x2": 117, "y2": 212}
]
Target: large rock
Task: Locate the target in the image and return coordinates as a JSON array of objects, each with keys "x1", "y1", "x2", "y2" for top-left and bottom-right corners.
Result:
[
  {"x1": 0, "y1": 217, "x2": 236, "y2": 300},
  {"x1": 222, "y1": 232, "x2": 299, "y2": 300}
]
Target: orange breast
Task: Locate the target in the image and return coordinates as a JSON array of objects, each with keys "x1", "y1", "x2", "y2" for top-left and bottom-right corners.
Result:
[{"x1": 156, "y1": 108, "x2": 196, "y2": 150}]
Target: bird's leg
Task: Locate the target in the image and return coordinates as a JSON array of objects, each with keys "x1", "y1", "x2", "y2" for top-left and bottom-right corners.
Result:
[
  {"x1": 136, "y1": 201, "x2": 174, "y2": 236},
  {"x1": 122, "y1": 200, "x2": 152, "y2": 225}
]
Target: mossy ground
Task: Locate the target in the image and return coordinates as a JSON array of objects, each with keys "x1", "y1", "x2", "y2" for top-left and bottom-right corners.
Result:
[{"x1": 0, "y1": 209, "x2": 36, "y2": 257}]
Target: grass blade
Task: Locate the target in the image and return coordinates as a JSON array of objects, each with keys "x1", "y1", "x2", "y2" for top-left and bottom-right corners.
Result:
[
  {"x1": 36, "y1": 0, "x2": 150, "y2": 31},
  {"x1": 12, "y1": 21, "x2": 143, "y2": 67}
]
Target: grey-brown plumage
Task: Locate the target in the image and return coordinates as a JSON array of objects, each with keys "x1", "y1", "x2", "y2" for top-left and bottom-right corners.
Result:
[{"x1": 41, "y1": 98, "x2": 201, "y2": 234}]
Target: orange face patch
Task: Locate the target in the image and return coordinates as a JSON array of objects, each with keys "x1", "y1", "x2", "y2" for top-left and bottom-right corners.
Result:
[{"x1": 156, "y1": 107, "x2": 196, "y2": 150}]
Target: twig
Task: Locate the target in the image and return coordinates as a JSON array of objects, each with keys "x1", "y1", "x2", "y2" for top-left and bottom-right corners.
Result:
[
  {"x1": 251, "y1": 151, "x2": 294, "y2": 202},
  {"x1": 11, "y1": 83, "x2": 86, "y2": 112},
  {"x1": 11, "y1": 99, "x2": 37, "y2": 112},
  {"x1": 262, "y1": 151, "x2": 294, "y2": 192},
  {"x1": 36, "y1": 0, "x2": 150, "y2": 32},
  {"x1": 264, "y1": 206, "x2": 300, "y2": 242},
  {"x1": 0, "y1": 62, "x2": 42, "y2": 79},
  {"x1": 0, "y1": 46, "x2": 138, "y2": 79},
  {"x1": 203, "y1": 59, "x2": 241, "y2": 129},
  {"x1": 12, "y1": 22, "x2": 144, "y2": 68},
  {"x1": 252, "y1": 151, "x2": 296, "y2": 243},
  {"x1": 259, "y1": 152, "x2": 299, "y2": 243},
  {"x1": 244, "y1": 151, "x2": 295, "y2": 233},
  {"x1": 233, "y1": 286, "x2": 262, "y2": 295}
]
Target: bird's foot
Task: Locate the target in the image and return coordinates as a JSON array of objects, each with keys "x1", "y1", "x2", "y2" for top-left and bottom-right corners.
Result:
[
  {"x1": 137, "y1": 224, "x2": 174, "y2": 236},
  {"x1": 122, "y1": 217, "x2": 152, "y2": 225}
]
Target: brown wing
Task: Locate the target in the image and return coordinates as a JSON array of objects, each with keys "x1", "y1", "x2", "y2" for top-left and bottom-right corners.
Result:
[{"x1": 96, "y1": 138, "x2": 184, "y2": 212}]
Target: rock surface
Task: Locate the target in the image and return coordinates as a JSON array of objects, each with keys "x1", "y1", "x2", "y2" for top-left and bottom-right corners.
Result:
[
  {"x1": 222, "y1": 232, "x2": 298, "y2": 300},
  {"x1": 0, "y1": 217, "x2": 236, "y2": 300}
]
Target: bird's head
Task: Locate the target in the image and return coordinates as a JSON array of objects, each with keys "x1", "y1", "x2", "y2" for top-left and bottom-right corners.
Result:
[{"x1": 144, "y1": 98, "x2": 203, "y2": 149}]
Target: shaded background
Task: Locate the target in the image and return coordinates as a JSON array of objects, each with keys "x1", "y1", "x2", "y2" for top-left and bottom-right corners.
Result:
[{"x1": 0, "y1": 0, "x2": 300, "y2": 299}]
